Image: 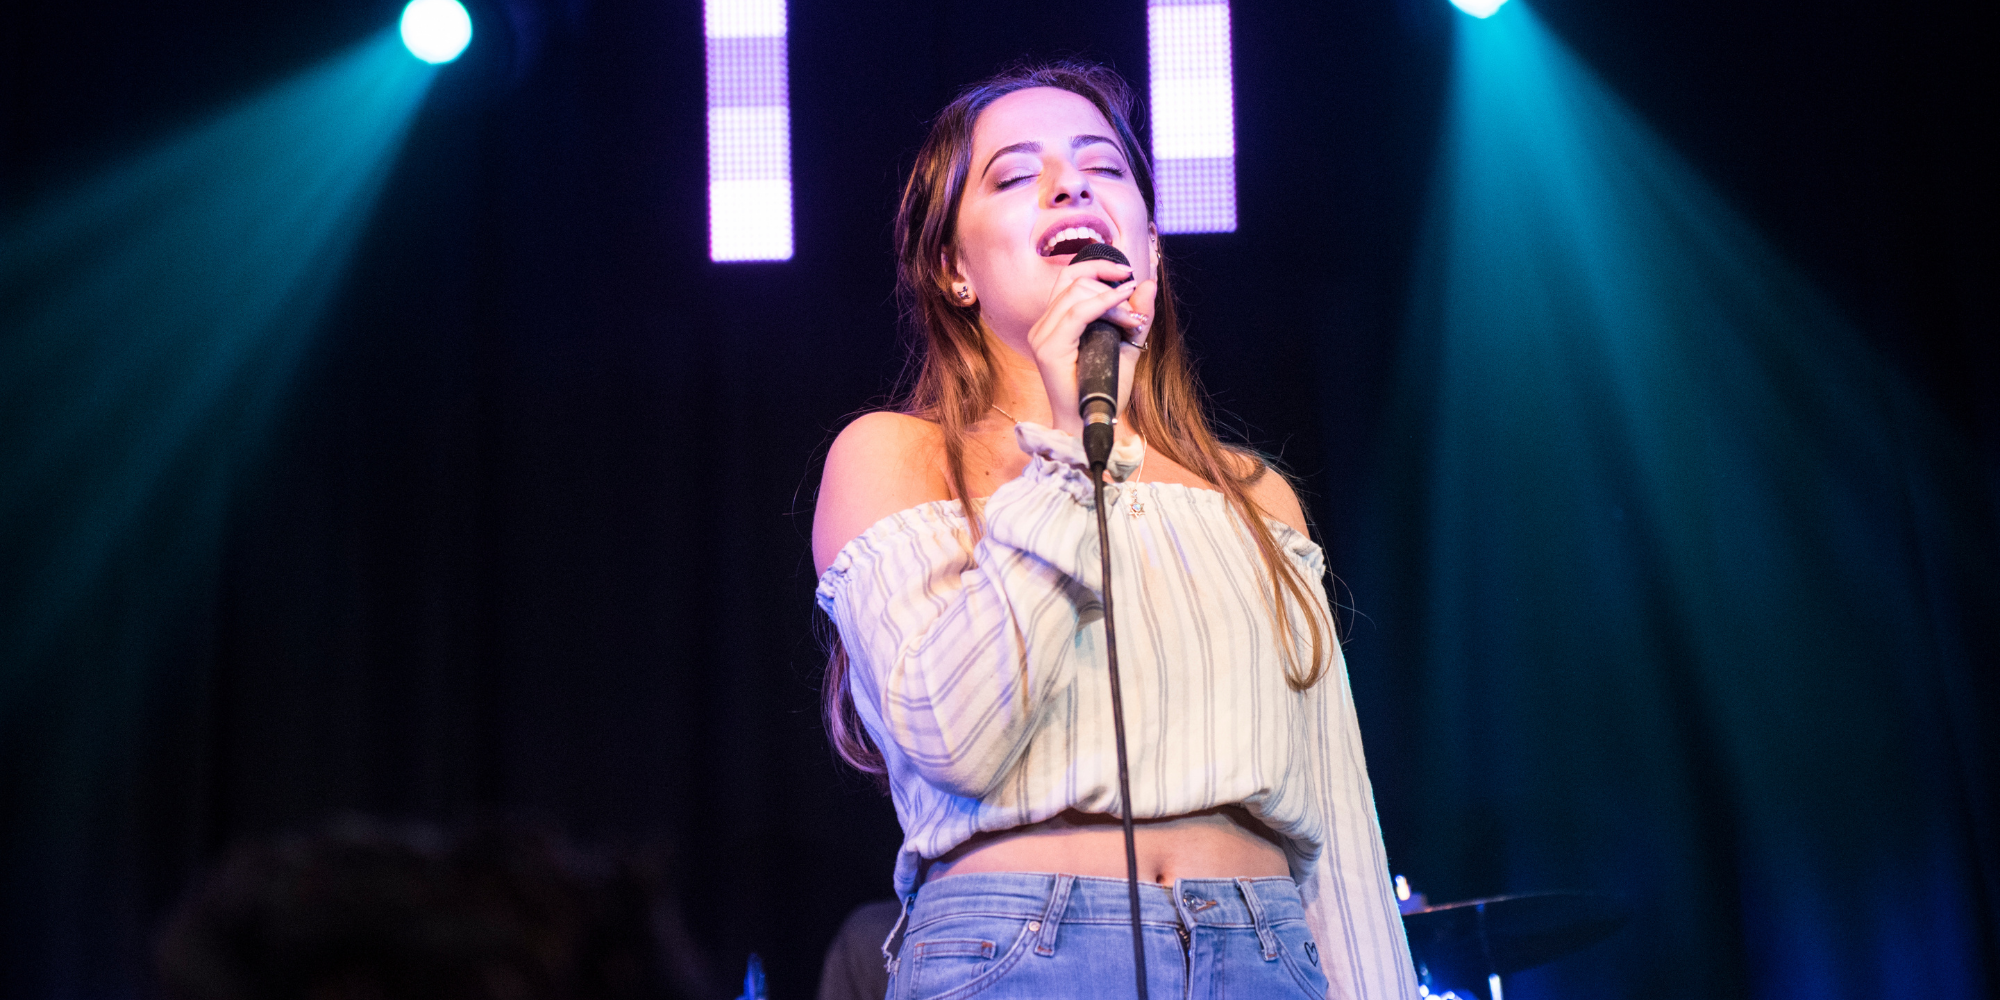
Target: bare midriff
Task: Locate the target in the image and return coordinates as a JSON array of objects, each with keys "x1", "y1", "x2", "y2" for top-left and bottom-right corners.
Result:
[{"x1": 922, "y1": 806, "x2": 1291, "y2": 885}]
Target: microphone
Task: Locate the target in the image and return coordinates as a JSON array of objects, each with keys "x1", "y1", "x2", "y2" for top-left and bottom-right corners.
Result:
[{"x1": 1069, "y1": 242, "x2": 1131, "y2": 472}]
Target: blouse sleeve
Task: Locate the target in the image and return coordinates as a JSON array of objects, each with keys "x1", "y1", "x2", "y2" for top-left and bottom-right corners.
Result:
[
  {"x1": 814, "y1": 423, "x2": 1143, "y2": 799},
  {"x1": 1295, "y1": 641, "x2": 1422, "y2": 1000}
]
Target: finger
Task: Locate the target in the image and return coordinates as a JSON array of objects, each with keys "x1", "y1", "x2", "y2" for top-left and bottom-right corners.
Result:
[
  {"x1": 1078, "y1": 280, "x2": 1145, "y2": 327},
  {"x1": 1027, "y1": 270, "x2": 1146, "y2": 361},
  {"x1": 1099, "y1": 280, "x2": 1157, "y2": 330},
  {"x1": 1127, "y1": 279, "x2": 1158, "y2": 320},
  {"x1": 1039, "y1": 277, "x2": 1142, "y2": 340},
  {"x1": 1043, "y1": 263, "x2": 1125, "y2": 300},
  {"x1": 1043, "y1": 265, "x2": 1134, "y2": 316},
  {"x1": 1058, "y1": 259, "x2": 1136, "y2": 292},
  {"x1": 1104, "y1": 278, "x2": 1158, "y2": 324},
  {"x1": 1105, "y1": 281, "x2": 1157, "y2": 347}
]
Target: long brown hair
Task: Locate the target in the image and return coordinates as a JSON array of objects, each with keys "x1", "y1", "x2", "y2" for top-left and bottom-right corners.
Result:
[{"x1": 824, "y1": 60, "x2": 1331, "y2": 777}]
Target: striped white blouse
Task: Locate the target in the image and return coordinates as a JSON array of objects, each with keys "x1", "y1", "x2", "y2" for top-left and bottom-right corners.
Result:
[{"x1": 815, "y1": 422, "x2": 1417, "y2": 1000}]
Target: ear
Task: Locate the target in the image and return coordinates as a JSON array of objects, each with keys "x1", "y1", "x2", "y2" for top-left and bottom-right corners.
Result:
[
  {"x1": 1148, "y1": 223, "x2": 1162, "y2": 275},
  {"x1": 939, "y1": 250, "x2": 976, "y2": 304},
  {"x1": 939, "y1": 250, "x2": 969, "y2": 290}
]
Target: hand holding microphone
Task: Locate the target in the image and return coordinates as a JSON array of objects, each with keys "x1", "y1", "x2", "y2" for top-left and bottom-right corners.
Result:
[
  {"x1": 1069, "y1": 242, "x2": 1136, "y2": 472},
  {"x1": 1018, "y1": 239, "x2": 1153, "y2": 463}
]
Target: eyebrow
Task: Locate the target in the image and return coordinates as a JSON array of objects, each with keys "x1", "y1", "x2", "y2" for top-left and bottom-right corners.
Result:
[{"x1": 979, "y1": 134, "x2": 1124, "y2": 181}]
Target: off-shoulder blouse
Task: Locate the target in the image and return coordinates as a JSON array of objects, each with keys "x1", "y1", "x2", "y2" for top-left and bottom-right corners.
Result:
[{"x1": 814, "y1": 422, "x2": 1416, "y2": 1000}]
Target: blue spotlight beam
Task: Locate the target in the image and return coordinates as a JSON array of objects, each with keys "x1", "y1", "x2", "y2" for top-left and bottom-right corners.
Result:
[
  {"x1": 1372, "y1": 6, "x2": 1989, "y2": 997},
  {"x1": 0, "y1": 32, "x2": 435, "y2": 687}
]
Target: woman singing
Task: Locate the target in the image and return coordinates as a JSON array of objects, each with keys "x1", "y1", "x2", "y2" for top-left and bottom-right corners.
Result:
[{"x1": 812, "y1": 62, "x2": 1416, "y2": 1000}]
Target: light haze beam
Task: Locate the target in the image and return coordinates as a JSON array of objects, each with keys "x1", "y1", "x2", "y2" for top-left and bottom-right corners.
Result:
[{"x1": 1, "y1": 31, "x2": 434, "y2": 693}]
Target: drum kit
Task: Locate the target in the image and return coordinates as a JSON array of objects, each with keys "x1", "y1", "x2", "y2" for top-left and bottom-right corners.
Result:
[{"x1": 1397, "y1": 880, "x2": 1627, "y2": 1000}]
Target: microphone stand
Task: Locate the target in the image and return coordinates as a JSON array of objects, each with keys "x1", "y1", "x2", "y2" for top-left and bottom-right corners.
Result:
[
  {"x1": 1089, "y1": 455, "x2": 1149, "y2": 1000},
  {"x1": 1072, "y1": 241, "x2": 1148, "y2": 1000}
]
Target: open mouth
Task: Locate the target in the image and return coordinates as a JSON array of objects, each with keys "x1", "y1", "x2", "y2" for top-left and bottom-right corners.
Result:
[{"x1": 1038, "y1": 217, "x2": 1113, "y2": 257}]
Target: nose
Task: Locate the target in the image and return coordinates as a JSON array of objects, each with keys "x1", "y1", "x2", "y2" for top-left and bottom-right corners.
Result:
[{"x1": 1042, "y1": 158, "x2": 1093, "y2": 208}]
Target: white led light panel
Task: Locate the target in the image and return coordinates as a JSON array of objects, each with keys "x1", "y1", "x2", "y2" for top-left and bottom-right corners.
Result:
[
  {"x1": 705, "y1": 0, "x2": 792, "y2": 261},
  {"x1": 1147, "y1": 0, "x2": 1238, "y2": 233}
]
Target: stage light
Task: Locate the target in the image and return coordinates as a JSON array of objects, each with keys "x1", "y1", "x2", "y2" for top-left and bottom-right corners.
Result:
[
  {"x1": 1448, "y1": 0, "x2": 1510, "y2": 18},
  {"x1": 1147, "y1": 0, "x2": 1237, "y2": 233},
  {"x1": 400, "y1": 0, "x2": 472, "y2": 64},
  {"x1": 705, "y1": 0, "x2": 793, "y2": 261}
]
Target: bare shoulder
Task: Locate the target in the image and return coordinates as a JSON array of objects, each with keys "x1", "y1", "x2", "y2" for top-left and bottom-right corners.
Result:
[
  {"x1": 1232, "y1": 450, "x2": 1311, "y2": 539},
  {"x1": 813, "y1": 411, "x2": 949, "y2": 575}
]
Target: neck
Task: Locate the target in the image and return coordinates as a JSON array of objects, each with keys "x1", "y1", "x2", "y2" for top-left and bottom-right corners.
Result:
[
  {"x1": 979, "y1": 325, "x2": 1138, "y2": 444},
  {"x1": 984, "y1": 329, "x2": 1056, "y2": 426}
]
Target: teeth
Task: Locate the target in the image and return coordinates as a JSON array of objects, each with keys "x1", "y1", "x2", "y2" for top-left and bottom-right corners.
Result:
[{"x1": 1042, "y1": 226, "x2": 1106, "y2": 254}]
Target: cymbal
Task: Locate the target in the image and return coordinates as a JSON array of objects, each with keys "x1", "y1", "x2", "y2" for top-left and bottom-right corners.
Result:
[{"x1": 1402, "y1": 891, "x2": 1626, "y2": 990}]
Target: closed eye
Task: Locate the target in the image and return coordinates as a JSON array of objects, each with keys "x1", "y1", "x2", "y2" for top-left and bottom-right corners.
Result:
[{"x1": 1078, "y1": 151, "x2": 1128, "y2": 178}]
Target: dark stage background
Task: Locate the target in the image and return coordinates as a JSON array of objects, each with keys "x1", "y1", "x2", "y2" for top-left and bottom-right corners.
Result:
[{"x1": 3, "y1": 1, "x2": 1994, "y2": 998}]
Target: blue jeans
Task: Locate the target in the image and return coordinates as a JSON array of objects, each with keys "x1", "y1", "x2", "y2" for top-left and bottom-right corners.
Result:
[{"x1": 883, "y1": 873, "x2": 1330, "y2": 1000}]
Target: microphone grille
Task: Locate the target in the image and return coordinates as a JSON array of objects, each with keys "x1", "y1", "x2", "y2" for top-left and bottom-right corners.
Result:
[{"x1": 1069, "y1": 242, "x2": 1130, "y2": 267}]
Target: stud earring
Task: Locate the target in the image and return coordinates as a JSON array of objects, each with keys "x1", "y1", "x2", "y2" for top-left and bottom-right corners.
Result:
[{"x1": 954, "y1": 285, "x2": 973, "y2": 303}]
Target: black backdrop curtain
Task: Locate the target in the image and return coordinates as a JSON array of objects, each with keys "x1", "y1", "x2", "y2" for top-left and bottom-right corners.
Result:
[{"x1": 2, "y1": 1, "x2": 1993, "y2": 998}]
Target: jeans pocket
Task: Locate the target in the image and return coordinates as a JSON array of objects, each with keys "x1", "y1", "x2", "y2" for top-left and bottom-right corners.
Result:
[
  {"x1": 902, "y1": 918, "x2": 1035, "y2": 1000},
  {"x1": 1270, "y1": 920, "x2": 1332, "y2": 1000}
]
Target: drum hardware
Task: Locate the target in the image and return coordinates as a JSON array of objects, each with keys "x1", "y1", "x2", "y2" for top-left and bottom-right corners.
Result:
[{"x1": 1398, "y1": 885, "x2": 1627, "y2": 1000}]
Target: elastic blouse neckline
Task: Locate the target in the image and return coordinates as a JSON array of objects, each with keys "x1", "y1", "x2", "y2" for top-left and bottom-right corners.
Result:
[{"x1": 816, "y1": 478, "x2": 1325, "y2": 594}]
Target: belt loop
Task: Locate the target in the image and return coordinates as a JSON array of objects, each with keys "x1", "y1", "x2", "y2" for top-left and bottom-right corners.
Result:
[
  {"x1": 882, "y1": 893, "x2": 916, "y2": 975},
  {"x1": 1234, "y1": 878, "x2": 1281, "y2": 961},
  {"x1": 1034, "y1": 874, "x2": 1076, "y2": 956}
]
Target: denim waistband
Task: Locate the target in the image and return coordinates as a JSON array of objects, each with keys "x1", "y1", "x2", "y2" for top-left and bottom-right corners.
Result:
[{"x1": 906, "y1": 872, "x2": 1303, "y2": 932}]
